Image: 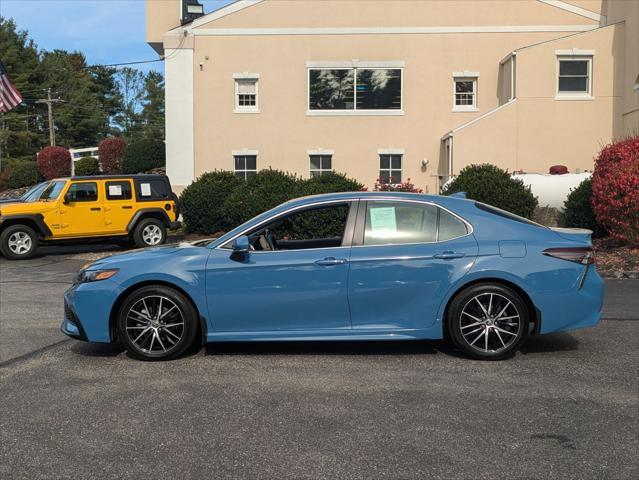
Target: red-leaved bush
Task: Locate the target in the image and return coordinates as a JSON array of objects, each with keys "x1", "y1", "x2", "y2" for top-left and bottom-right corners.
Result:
[
  {"x1": 374, "y1": 178, "x2": 424, "y2": 193},
  {"x1": 98, "y1": 137, "x2": 126, "y2": 174},
  {"x1": 37, "y1": 146, "x2": 71, "y2": 180},
  {"x1": 591, "y1": 136, "x2": 639, "y2": 246}
]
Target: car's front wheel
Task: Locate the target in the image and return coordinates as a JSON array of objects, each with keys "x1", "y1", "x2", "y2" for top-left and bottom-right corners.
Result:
[
  {"x1": 0, "y1": 224, "x2": 39, "y2": 260},
  {"x1": 117, "y1": 285, "x2": 199, "y2": 360},
  {"x1": 447, "y1": 283, "x2": 529, "y2": 360}
]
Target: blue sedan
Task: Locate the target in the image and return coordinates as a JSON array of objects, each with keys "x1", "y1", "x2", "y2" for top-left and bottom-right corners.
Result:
[{"x1": 62, "y1": 192, "x2": 604, "y2": 360}]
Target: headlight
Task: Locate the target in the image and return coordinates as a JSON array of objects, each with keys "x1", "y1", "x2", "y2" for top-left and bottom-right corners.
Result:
[{"x1": 75, "y1": 269, "x2": 119, "y2": 283}]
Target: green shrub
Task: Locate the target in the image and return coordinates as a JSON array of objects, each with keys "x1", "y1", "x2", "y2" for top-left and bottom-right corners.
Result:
[
  {"x1": 564, "y1": 177, "x2": 606, "y2": 238},
  {"x1": 442, "y1": 164, "x2": 538, "y2": 219},
  {"x1": 74, "y1": 157, "x2": 100, "y2": 176},
  {"x1": 179, "y1": 171, "x2": 244, "y2": 234},
  {"x1": 223, "y1": 169, "x2": 301, "y2": 226},
  {"x1": 8, "y1": 161, "x2": 40, "y2": 189},
  {"x1": 299, "y1": 171, "x2": 363, "y2": 196},
  {"x1": 121, "y1": 137, "x2": 165, "y2": 174}
]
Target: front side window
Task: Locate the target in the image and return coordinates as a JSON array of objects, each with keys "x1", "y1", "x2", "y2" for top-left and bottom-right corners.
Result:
[
  {"x1": 379, "y1": 154, "x2": 402, "y2": 184},
  {"x1": 240, "y1": 203, "x2": 350, "y2": 251},
  {"x1": 234, "y1": 155, "x2": 257, "y2": 180},
  {"x1": 309, "y1": 68, "x2": 402, "y2": 111},
  {"x1": 309, "y1": 155, "x2": 332, "y2": 177},
  {"x1": 364, "y1": 201, "x2": 468, "y2": 246},
  {"x1": 235, "y1": 79, "x2": 258, "y2": 112},
  {"x1": 66, "y1": 182, "x2": 98, "y2": 202},
  {"x1": 557, "y1": 57, "x2": 592, "y2": 97},
  {"x1": 453, "y1": 77, "x2": 477, "y2": 110}
]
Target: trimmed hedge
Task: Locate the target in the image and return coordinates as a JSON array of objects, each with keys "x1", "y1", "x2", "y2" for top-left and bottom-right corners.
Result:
[
  {"x1": 179, "y1": 171, "x2": 244, "y2": 234},
  {"x1": 74, "y1": 157, "x2": 100, "y2": 176},
  {"x1": 564, "y1": 177, "x2": 606, "y2": 238},
  {"x1": 98, "y1": 137, "x2": 126, "y2": 174},
  {"x1": 442, "y1": 164, "x2": 538, "y2": 219},
  {"x1": 8, "y1": 161, "x2": 40, "y2": 189},
  {"x1": 224, "y1": 169, "x2": 301, "y2": 226},
  {"x1": 37, "y1": 146, "x2": 71, "y2": 180},
  {"x1": 299, "y1": 171, "x2": 364, "y2": 196},
  {"x1": 121, "y1": 138, "x2": 166, "y2": 174}
]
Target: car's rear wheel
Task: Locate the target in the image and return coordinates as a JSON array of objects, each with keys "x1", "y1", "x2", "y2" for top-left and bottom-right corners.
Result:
[
  {"x1": 133, "y1": 218, "x2": 166, "y2": 248},
  {"x1": 0, "y1": 224, "x2": 39, "y2": 260},
  {"x1": 117, "y1": 285, "x2": 199, "y2": 360},
  {"x1": 447, "y1": 283, "x2": 529, "y2": 360}
]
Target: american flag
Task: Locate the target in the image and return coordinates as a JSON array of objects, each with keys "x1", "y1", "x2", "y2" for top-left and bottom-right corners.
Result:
[{"x1": 0, "y1": 61, "x2": 23, "y2": 113}]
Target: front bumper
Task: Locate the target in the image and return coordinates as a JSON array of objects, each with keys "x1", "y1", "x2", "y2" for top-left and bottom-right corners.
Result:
[{"x1": 61, "y1": 298, "x2": 87, "y2": 340}]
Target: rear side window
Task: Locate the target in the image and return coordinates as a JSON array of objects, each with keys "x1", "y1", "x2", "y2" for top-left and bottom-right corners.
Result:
[
  {"x1": 475, "y1": 202, "x2": 544, "y2": 227},
  {"x1": 67, "y1": 182, "x2": 98, "y2": 202},
  {"x1": 135, "y1": 179, "x2": 169, "y2": 201},
  {"x1": 106, "y1": 181, "x2": 132, "y2": 200},
  {"x1": 363, "y1": 201, "x2": 469, "y2": 246}
]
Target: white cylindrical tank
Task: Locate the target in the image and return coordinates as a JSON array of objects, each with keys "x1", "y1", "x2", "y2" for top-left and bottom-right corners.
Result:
[{"x1": 512, "y1": 173, "x2": 591, "y2": 210}]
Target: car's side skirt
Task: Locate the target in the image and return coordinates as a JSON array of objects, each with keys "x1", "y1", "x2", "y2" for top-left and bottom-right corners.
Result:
[{"x1": 206, "y1": 326, "x2": 443, "y2": 342}]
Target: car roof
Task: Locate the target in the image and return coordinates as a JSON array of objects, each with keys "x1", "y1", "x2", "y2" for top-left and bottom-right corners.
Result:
[
  {"x1": 53, "y1": 174, "x2": 169, "y2": 182},
  {"x1": 283, "y1": 191, "x2": 466, "y2": 206}
]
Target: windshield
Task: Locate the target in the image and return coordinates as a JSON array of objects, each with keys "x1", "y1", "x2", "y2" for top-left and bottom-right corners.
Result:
[
  {"x1": 21, "y1": 182, "x2": 49, "y2": 203},
  {"x1": 40, "y1": 181, "x2": 67, "y2": 201}
]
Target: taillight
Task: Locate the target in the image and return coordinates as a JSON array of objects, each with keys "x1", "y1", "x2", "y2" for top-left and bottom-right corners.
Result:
[{"x1": 543, "y1": 247, "x2": 595, "y2": 265}]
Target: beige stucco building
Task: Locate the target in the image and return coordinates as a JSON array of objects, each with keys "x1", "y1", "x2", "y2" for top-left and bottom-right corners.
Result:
[{"x1": 146, "y1": 0, "x2": 639, "y2": 193}]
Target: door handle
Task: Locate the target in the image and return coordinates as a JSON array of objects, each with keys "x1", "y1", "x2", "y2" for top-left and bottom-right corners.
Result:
[
  {"x1": 434, "y1": 251, "x2": 465, "y2": 260},
  {"x1": 315, "y1": 257, "x2": 348, "y2": 266},
  {"x1": 122, "y1": 206, "x2": 132, "y2": 209},
  {"x1": 90, "y1": 207, "x2": 101, "y2": 211}
]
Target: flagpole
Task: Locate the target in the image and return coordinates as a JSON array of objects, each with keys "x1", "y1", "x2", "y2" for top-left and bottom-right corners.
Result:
[{"x1": 0, "y1": 111, "x2": 4, "y2": 172}]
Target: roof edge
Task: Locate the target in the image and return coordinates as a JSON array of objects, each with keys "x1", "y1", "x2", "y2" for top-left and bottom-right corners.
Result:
[
  {"x1": 537, "y1": 0, "x2": 605, "y2": 23},
  {"x1": 188, "y1": 0, "x2": 264, "y2": 29}
]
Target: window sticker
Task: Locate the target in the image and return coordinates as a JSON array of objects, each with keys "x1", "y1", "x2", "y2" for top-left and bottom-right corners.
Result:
[
  {"x1": 108, "y1": 184, "x2": 122, "y2": 197},
  {"x1": 369, "y1": 206, "x2": 397, "y2": 233},
  {"x1": 140, "y1": 183, "x2": 151, "y2": 196}
]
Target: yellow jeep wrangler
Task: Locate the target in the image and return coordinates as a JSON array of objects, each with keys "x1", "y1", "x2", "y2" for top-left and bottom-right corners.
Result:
[{"x1": 0, "y1": 174, "x2": 180, "y2": 260}]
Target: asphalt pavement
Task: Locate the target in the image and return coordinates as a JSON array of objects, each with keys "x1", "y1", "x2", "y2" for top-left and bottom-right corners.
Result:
[{"x1": 1, "y1": 247, "x2": 638, "y2": 479}]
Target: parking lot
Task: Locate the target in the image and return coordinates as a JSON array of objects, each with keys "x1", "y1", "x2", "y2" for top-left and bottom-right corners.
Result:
[{"x1": 1, "y1": 248, "x2": 638, "y2": 479}]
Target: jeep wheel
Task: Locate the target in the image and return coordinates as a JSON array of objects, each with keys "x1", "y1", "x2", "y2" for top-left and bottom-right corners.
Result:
[
  {"x1": 133, "y1": 218, "x2": 167, "y2": 248},
  {"x1": 0, "y1": 224, "x2": 39, "y2": 260}
]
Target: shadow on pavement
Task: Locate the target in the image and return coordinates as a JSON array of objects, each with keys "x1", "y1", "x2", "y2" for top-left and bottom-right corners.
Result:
[{"x1": 520, "y1": 332, "x2": 579, "y2": 354}]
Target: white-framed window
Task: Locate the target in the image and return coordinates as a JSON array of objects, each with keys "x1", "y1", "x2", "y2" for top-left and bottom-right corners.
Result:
[
  {"x1": 452, "y1": 72, "x2": 479, "y2": 111},
  {"x1": 556, "y1": 53, "x2": 593, "y2": 99},
  {"x1": 233, "y1": 150, "x2": 257, "y2": 180},
  {"x1": 307, "y1": 61, "x2": 404, "y2": 116},
  {"x1": 309, "y1": 155, "x2": 332, "y2": 177},
  {"x1": 379, "y1": 152, "x2": 403, "y2": 184},
  {"x1": 233, "y1": 73, "x2": 259, "y2": 113}
]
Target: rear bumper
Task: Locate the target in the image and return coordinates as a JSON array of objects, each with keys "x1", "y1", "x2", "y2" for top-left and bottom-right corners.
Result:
[{"x1": 169, "y1": 221, "x2": 181, "y2": 230}]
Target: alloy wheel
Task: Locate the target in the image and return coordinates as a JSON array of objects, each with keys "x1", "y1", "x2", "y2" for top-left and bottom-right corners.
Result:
[
  {"x1": 142, "y1": 225, "x2": 163, "y2": 246},
  {"x1": 125, "y1": 295, "x2": 185, "y2": 354},
  {"x1": 7, "y1": 232, "x2": 32, "y2": 255},
  {"x1": 459, "y1": 292, "x2": 521, "y2": 354}
]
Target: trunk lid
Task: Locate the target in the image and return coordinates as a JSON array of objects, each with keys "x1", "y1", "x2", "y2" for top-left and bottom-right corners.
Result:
[{"x1": 550, "y1": 227, "x2": 592, "y2": 245}]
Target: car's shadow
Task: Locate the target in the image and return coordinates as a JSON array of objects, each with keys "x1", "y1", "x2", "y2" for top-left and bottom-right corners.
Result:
[{"x1": 70, "y1": 332, "x2": 579, "y2": 360}]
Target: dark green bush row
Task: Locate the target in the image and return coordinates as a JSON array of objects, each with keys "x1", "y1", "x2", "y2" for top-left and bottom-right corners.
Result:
[
  {"x1": 564, "y1": 177, "x2": 606, "y2": 238},
  {"x1": 180, "y1": 169, "x2": 363, "y2": 234},
  {"x1": 8, "y1": 161, "x2": 40, "y2": 189},
  {"x1": 442, "y1": 164, "x2": 538, "y2": 219},
  {"x1": 74, "y1": 157, "x2": 100, "y2": 176},
  {"x1": 121, "y1": 138, "x2": 166, "y2": 174}
]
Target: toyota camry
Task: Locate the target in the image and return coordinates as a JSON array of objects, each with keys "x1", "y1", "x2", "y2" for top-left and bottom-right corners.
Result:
[{"x1": 62, "y1": 192, "x2": 603, "y2": 360}]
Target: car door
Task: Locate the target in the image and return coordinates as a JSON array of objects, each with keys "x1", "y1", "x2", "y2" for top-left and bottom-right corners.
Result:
[
  {"x1": 348, "y1": 199, "x2": 478, "y2": 331},
  {"x1": 205, "y1": 201, "x2": 357, "y2": 332},
  {"x1": 58, "y1": 181, "x2": 106, "y2": 237},
  {"x1": 103, "y1": 179, "x2": 134, "y2": 234}
]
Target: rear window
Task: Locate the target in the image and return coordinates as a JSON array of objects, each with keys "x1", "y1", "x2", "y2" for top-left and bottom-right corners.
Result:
[
  {"x1": 135, "y1": 178, "x2": 170, "y2": 201},
  {"x1": 475, "y1": 202, "x2": 545, "y2": 227}
]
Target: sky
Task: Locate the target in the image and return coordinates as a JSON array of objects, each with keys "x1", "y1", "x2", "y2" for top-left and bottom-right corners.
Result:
[{"x1": 0, "y1": 0, "x2": 232, "y2": 73}]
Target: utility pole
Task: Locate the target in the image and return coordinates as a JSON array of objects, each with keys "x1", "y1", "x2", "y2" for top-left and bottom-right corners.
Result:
[{"x1": 36, "y1": 88, "x2": 63, "y2": 146}]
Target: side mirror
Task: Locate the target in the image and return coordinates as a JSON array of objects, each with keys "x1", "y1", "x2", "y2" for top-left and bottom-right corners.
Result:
[
  {"x1": 63, "y1": 193, "x2": 71, "y2": 204},
  {"x1": 232, "y1": 235, "x2": 250, "y2": 254}
]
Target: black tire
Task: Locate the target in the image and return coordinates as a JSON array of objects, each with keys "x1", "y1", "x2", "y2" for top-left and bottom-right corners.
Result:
[
  {"x1": 132, "y1": 218, "x2": 167, "y2": 248},
  {"x1": 117, "y1": 285, "x2": 199, "y2": 360},
  {"x1": 0, "y1": 224, "x2": 39, "y2": 260},
  {"x1": 447, "y1": 283, "x2": 529, "y2": 360}
]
